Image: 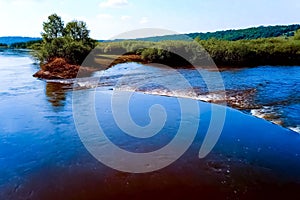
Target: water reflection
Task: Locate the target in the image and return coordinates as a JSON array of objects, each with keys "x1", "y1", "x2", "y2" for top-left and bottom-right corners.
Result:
[{"x1": 45, "y1": 82, "x2": 69, "y2": 108}]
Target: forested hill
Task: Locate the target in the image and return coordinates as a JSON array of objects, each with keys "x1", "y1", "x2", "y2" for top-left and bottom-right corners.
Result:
[
  {"x1": 136, "y1": 24, "x2": 300, "y2": 42},
  {"x1": 3, "y1": 24, "x2": 300, "y2": 48},
  {"x1": 0, "y1": 36, "x2": 40, "y2": 45}
]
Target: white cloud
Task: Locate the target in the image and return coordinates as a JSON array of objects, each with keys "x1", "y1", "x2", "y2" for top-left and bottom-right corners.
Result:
[
  {"x1": 121, "y1": 15, "x2": 131, "y2": 21},
  {"x1": 139, "y1": 17, "x2": 149, "y2": 24},
  {"x1": 99, "y1": 0, "x2": 128, "y2": 8}
]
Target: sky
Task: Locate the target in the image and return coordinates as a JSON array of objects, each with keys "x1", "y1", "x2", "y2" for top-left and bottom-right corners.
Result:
[{"x1": 0, "y1": 0, "x2": 299, "y2": 39}]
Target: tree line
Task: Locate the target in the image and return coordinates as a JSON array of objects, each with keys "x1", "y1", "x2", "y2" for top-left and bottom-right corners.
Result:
[
  {"x1": 0, "y1": 43, "x2": 8, "y2": 48},
  {"x1": 135, "y1": 24, "x2": 300, "y2": 42},
  {"x1": 10, "y1": 40, "x2": 42, "y2": 49}
]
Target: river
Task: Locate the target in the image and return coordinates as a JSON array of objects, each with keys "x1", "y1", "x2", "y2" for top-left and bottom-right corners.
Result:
[{"x1": 1, "y1": 49, "x2": 300, "y2": 199}]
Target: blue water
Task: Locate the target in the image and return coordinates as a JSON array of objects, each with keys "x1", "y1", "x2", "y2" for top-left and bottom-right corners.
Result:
[
  {"x1": 1, "y1": 49, "x2": 300, "y2": 199},
  {"x1": 0, "y1": 49, "x2": 88, "y2": 185},
  {"x1": 221, "y1": 66, "x2": 300, "y2": 130},
  {"x1": 91, "y1": 62, "x2": 300, "y2": 132}
]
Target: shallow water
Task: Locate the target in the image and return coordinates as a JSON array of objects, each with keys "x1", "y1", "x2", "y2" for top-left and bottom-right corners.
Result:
[
  {"x1": 1, "y1": 49, "x2": 300, "y2": 199},
  {"x1": 90, "y1": 62, "x2": 300, "y2": 132}
]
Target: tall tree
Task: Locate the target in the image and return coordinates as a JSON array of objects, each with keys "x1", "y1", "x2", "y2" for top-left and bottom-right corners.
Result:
[
  {"x1": 63, "y1": 20, "x2": 90, "y2": 42},
  {"x1": 33, "y1": 14, "x2": 96, "y2": 65},
  {"x1": 42, "y1": 14, "x2": 64, "y2": 41}
]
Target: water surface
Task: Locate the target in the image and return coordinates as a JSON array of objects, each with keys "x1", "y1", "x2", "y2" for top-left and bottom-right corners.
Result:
[
  {"x1": 90, "y1": 62, "x2": 300, "y2": 131},
  {"x1": 1, "y1": 49, "x2": 300, "y2": 199}
]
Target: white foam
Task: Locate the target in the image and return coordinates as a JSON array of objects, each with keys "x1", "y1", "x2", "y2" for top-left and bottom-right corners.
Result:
[
  {"x1": 250, "y1": 107, "x2": 283, "y2": 125},
  {"x1": 288, "y1": 126, "x2": 300, "y2": 134},
  {"x1": 250, "y1": 109, "x2": 266, "y2": 119}
]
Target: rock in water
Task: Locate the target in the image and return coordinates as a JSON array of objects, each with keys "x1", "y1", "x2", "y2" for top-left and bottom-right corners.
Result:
[{"x1": 33, "y1": 58, "x2": 93, "y2": 79}]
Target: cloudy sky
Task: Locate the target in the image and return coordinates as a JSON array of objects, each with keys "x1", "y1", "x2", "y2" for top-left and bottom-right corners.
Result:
[{"x1": 0, "y1": 0, "x2": 299, "y2": 39}]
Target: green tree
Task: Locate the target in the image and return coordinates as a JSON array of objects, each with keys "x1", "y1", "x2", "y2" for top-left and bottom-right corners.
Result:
[
  {"x1": 42, "y1": 14, "x2": 64, "y2": 41},
  {"x1": 64, "y1": 20, "x2": 90, "y2": 42},
  {"x1": 33, "y1": 14, "x2": 96, "y2": 65},
  {"x1": 63, "y1": 40, "x2": 92, "y2": 64}
]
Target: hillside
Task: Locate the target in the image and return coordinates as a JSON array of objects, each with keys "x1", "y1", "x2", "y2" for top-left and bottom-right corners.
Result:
[
  {"x1": 0, "y1": 36, "x2": 41, "y2": 45},
  {"x1": 135, "y1": 24, "x2": 300, "y2": 42}
]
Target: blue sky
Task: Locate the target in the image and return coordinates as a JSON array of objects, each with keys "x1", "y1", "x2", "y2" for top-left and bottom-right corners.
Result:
[{"x1": 0, "y1": 0, "x2": 299, "y2": 39}]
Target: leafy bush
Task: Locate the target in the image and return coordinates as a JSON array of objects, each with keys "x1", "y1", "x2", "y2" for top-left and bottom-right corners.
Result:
[{"x1": 63, "y1": 40, "x2": 92, "y2": 64}]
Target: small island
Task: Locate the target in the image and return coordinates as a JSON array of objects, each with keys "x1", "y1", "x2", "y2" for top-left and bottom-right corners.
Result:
[{"x1": 29, "y1": 14, "x2": 96, "y2": 79}]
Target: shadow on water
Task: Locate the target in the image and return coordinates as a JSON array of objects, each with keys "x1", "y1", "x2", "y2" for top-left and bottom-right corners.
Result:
[{"x1": 45, "y1": 82, "x2": 70, "y2": 109}]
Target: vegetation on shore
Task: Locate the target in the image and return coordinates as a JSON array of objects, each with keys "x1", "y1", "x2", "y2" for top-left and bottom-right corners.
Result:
[
  {"x1": 94, "y1": 29, "x2": 300, "y2": 67},
  {"x1": 199, "y1": 31, "x2": 300, "y2": 66},
  {"x1": 29, "y1": 14, "x2": 300, "y2": 79},
  {"x1": 10, "y1": 40, "x2": 42, "y2": 49}
]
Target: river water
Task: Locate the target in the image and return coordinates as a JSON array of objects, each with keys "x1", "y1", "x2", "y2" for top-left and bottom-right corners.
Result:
[
  {"x1": 90, "y1": 61, "x2": 300, "y2": 132},
  {"x1": 1, "y1": 49, "x2": 300, "y2": 199}
]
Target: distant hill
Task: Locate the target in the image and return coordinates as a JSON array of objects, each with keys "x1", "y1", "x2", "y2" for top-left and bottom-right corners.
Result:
[
  {"x1": 0, "y1": 36, "x2": 41, "y2": 45},
  {"x1": 134, "y1": 24, "x2": 300, "y2": 42},
  {"x1": 3, "y1": 24, "x2": 300, "y2": 46}
]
